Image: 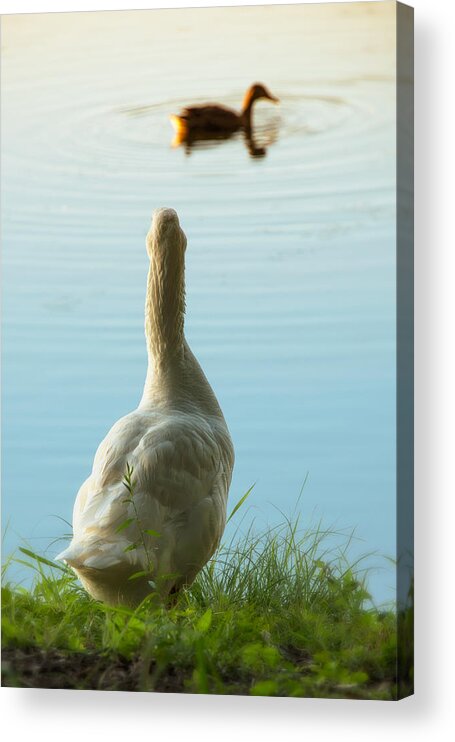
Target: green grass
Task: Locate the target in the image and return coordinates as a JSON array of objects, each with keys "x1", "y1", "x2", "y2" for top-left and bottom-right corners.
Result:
[{"x1": 1, "y1": 502, "x2": 402, "y2": 698}]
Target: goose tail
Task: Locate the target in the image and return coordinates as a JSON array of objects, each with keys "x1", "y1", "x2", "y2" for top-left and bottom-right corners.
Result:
[
  {"x1": 56, "y1": 543, "x2": 84, "y2": 568},
  {"x1": 56, "y1": 541, "x2": 127, "y2": 571}
]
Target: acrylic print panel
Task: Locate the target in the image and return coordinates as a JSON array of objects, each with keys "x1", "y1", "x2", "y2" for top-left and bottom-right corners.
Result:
[{"x1": 1, "y1": 1, "x2": 413, "y2": 699}]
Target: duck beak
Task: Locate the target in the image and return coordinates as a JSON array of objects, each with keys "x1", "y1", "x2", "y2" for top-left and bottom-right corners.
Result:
[{"x1": 267, "y1": 93, "x2": 279, "y2": 104}]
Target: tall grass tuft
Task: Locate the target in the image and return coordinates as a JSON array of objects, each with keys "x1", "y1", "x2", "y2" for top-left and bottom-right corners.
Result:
[{"x1": 2, "y1": 488, "x2": 398, "y2": 698}]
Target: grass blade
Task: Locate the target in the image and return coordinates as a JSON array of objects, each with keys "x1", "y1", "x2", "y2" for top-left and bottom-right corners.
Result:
[{"x1": 226, "y1": 484, "x2": 255, "y2": 524}]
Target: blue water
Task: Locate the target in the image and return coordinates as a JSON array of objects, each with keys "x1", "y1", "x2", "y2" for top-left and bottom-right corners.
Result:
[{"x1": 1, "y1": 4, "x2": 398, "y2": 603}]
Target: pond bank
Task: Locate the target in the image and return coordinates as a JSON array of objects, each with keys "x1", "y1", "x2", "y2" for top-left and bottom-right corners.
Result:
[{"x1": 2, "y1": 518, "x2": 406, "y2": 700}]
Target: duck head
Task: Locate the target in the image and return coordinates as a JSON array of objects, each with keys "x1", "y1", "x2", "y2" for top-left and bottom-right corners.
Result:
[{"x1": 242, "y1": 83, "x2": 279, "y2": 111}]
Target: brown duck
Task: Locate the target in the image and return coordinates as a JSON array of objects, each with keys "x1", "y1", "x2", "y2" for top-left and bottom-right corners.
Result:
[{"x1": 170, "y1": 83, "x2": 279, "y2": 141}]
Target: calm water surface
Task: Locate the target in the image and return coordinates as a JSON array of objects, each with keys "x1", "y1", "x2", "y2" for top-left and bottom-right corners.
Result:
[{"x1": 2, "y1": 3, "x2": 397, "y2": 603}]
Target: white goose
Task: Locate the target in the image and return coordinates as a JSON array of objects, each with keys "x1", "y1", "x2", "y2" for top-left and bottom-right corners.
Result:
[{"x1": 57, "y1": 208, "x2": 234, "y2": 606}]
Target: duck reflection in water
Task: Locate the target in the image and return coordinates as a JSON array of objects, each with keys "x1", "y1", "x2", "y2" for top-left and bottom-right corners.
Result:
[{"x1": 169, "y1": 83, "x2": 279, "y2": 158}]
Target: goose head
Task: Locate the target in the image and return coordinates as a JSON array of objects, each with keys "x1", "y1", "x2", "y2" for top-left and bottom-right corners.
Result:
[{"x1": 146, "y1": 207, "x2": 187, "y2": 261}]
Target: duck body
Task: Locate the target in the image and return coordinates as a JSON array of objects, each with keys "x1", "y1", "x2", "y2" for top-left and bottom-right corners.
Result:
[
  {"x1": 58, "y1": 209, "x2": 234, "y2": 606},
  {"x1": 170, "y1": 105, "x2": 241, "y2": 138},
  {"x1": 170, "y1": 83, "x2": 278, "y2": 143}
]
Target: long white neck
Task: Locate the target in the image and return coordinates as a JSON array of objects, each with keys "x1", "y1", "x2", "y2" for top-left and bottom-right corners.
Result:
[
  {"x1": 145, "y1": 246, "x2": 185, "y2": 364},
  {"x1": 140, "y1": 209, "x2": 186, "y2": 405}
]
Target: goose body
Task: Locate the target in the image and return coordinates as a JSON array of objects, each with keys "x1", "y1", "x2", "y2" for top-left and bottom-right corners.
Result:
[
  {"x1": 170, "y1": 82, "x2": 278, "y2": 141},
  {"x1": 57, "y1": 208, "x2": 234, "y2": 606}
]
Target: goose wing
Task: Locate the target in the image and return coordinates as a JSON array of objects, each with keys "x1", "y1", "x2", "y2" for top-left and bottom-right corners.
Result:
[{"x1": 58, "y1": 410, "x2": 233, "y2": 589}]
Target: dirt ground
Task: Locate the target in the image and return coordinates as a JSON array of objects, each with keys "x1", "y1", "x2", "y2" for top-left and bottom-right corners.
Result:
[{"x1": 1, "y1": 647, "x2": 185, "y2": 692}]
